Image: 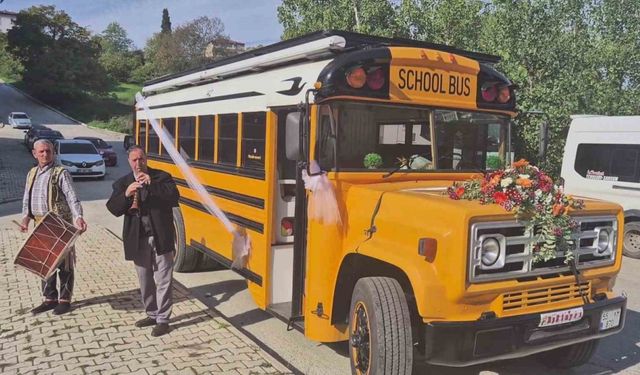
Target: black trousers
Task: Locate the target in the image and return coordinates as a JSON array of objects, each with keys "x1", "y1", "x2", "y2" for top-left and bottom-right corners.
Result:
[{"x1": 42, "y1": 258, "x2": 74, "y2": 301}]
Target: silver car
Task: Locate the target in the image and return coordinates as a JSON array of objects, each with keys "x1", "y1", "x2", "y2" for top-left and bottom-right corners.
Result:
[
  {"x1": 55, "y1": 139, "x2": 106, "y2": 179},
  {"x1": 8, "y1": 112, "x2": 32, "y2": 129}
]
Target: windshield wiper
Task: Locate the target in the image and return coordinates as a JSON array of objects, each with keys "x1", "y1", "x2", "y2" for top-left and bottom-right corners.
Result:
[{"x1": 382, "y1": 157, "x2": 411, "y2": 179}]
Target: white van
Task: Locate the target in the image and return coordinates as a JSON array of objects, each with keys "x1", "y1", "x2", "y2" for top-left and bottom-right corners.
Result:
[{"x1": 561, "y1": 115, "x2": 640, "y2": 258}]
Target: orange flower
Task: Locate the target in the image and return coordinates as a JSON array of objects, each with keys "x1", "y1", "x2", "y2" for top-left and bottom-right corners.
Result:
[
  {"x1": 490, "y1": 174, "x2": 502, "y2": 185},
  {"x1": 516, "y1": 178, "x2": 532, "y2": 188},
  {"x1": 552, "y1": 203, "x2": 566, "y2": 216},
  {"x1": 512, "y1": 159, "x2": 529, "y2": 168}
]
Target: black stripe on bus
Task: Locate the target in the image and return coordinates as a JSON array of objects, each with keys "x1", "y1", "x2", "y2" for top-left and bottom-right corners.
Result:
[
  {"x1": 173, "y1": 177, "x2": 264, "y2": 209},
  {"x1": 148, "y1": 91, "x2": 264, "y2": 110},
  {"x1": 147, "y1": 154, "x2": 265, "y2": 180},
  {"x1": 189, "y1": 240, "x2": 262, "y2": 286},
  {"x1": 179, "y1": 196, "x2": 264, "y2": 234}
]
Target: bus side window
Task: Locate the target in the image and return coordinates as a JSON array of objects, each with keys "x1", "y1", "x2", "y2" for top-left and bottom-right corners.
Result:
[
  {"x1": 148, "y1": 120, "x2": 160, "y2": 155},
  {"x1": 138, "y1": 120, "x2": 147, "y2": 152},
  {"x1": 161, "y1": 118, "x2": 176, "y2": 155},
  {"x1": 178, "y1": 116, "x2": 196, "y2": 159},
  {"x1": 218, "y1": 114, "x2": 238, "y2": 165},
  {"x1": 242, "y1": 112, "x2": 266, "y2": 170},
  {"x1": 197, "y1": 115, "x2": 215, "y2": 162}
]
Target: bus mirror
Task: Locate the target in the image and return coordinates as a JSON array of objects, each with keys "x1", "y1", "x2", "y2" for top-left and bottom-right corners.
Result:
[
  {"x1": 538, "y1": 121, "x2": 549, "y2": 162},
  {"x1": 285, "y1": 112, "x2": 301, "y2": 160}
]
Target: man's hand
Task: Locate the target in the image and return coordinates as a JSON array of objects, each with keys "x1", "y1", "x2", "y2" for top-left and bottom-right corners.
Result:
[
  {"x1": 125, "y1": 181, "x2": 143, "y2": 197},
  {"x1": 18, "y1": 216, "x2": 30, "y2": 233},
  {"x1": 75, "y1": 217, "x2": 87, "y2": 233},
  {"x1": 136, "y1": 172, "x2": 151, "y2": 186}
]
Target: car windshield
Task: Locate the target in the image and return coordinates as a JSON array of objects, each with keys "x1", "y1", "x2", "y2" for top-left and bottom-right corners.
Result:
[
  {"x1": 13, "y1": 114, "x2": 29, "y2": 119},
  {"x1": 316, "y1": 101, "x2": 510, "y2": 172},
  {"x1": 60, "y1": 143, "x2": 97, "y2": 154}
]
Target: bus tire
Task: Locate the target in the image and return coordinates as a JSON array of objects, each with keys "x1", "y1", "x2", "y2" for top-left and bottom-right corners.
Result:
[
  {"x1": 348, "y1": 277, "x2": 412, "y2": 375},
  {"x1": 172, "y1": 207, "x2": 201, "y2": 272},
  {"x1": 623, "y1": 222, "x2": 640, "y2": 259},
  {"x1": 536, "y1": 339, "x2": 599, "y2": 368}
]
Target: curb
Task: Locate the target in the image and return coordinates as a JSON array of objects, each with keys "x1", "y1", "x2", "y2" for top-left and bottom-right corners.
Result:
[{"x1": 3, "y1": 83, "x2": 84, "y2": 126}]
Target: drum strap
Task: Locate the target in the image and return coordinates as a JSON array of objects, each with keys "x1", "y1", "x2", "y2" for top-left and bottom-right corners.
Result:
[{"x1": 26, "y1": 167, "x2": 38, "y2": 219}]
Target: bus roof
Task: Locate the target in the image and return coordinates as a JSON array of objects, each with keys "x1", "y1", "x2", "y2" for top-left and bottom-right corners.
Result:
[{"x1": 143, "y1": 30, "x2": 501, "y2": 92}]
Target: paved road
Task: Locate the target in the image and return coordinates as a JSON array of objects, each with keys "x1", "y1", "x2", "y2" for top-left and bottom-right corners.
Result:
[
  {"x1": 0, "y1": 83, "x2": 78, "y2": 126},
  {"x1": 0, "y1": 89, "x2": 639, "y2": 373}
]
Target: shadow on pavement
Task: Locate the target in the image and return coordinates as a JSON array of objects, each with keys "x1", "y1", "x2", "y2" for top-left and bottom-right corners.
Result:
[{"x1": 72, "y1": 287, "x2": 191, "y2": 312}]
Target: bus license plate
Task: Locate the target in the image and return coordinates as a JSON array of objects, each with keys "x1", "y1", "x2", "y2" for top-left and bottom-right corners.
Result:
[
  {"x1": 600, "y1": 308, "x2": 621, "y2": 330},
  {"x1": 539, "y1": 307, "x2": 584, "y2": 328}
]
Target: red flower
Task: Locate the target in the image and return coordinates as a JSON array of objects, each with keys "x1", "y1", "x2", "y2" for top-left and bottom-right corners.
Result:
[
  {"x1": 493, "y1": 191, "x2": 508, "y2": 204},
  {"x1": 455, "y1": 186, "x2": 465, "y2": 198}
]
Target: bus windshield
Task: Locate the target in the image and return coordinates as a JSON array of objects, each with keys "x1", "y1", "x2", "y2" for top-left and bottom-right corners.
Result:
[{"x1": 316, "y1": 102, "x2": 510, "y2": 172}]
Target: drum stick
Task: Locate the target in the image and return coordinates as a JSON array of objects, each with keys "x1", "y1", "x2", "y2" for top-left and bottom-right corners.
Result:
[{"x1": 12, "y1": 220, "x2": 23, "y2": 228}]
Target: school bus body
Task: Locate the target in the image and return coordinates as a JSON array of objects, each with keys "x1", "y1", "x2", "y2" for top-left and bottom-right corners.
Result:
[{"x1": 138, "y1": 31, "x2": 625, "y2": 371}]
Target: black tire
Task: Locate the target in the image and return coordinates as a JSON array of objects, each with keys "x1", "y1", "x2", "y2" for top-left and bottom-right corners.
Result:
[
  {"x1": 172, "y1": 206, "x2": 201, "y2": 272},
  {"x1": 623, "y1": 222, "x2": 640, "y2": 259},
  {"x1": 349, "y1": 277, "x2": 413, "y2": 375},
  {"x1": 536, "y1": 339, "x2": 599, "y2": 368}
]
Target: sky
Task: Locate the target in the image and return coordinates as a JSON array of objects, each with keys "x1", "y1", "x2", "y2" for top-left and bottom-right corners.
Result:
[{"x1": 0, "y1": 0, "x2": 284, "y2": 49}]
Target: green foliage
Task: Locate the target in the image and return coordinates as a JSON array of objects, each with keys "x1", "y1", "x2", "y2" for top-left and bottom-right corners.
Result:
[
  {"x1": 277, "y1": 0, "x2": 640, "y2": 176},
  {"x1": 363, "y1": 152, "x2": 383, "y2": 168},
  {"x1": 97, "y1": 22, "x2": 142, "y2": 82},
  {"x1": 161, "y1": 8, "x2": 172, "y2": 34},
  {"x1": 87, "y1": 115, "x2": 132, "y2": 133},
  {"x1": 0, "y1": 33, "x2": 23, "y2": 82},
  {"x1": 6, "y1": 5, "x2": 112, "y2": 102},
  {"x1": 486, "y1": 155, "x2": 503, "y2": 170}
]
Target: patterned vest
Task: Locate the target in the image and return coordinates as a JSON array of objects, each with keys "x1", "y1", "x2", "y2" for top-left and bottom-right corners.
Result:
[{"x1": 27, "y1": 166, "x2": 73, "y2": 223}]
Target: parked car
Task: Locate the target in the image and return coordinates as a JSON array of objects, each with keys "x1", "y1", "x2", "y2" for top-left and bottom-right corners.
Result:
[
  {"x1": 55, "y1": 139, "x2": 105, "y2": 179},
  {"x1": 8, "y1": 112, "x2": 32, "y2": 129},
  {"x1": 123, "y1": 134, "x2": 135, "y2": 151},
  {"x1": 23, "y1": 125, "x2": 49, "y2": 147},
  {"x1": 74, "y1": 136, "x2": 118, "y2": 166},
  {"x1": 24, "y1": 127, "x2": 64, "y2": 150}
]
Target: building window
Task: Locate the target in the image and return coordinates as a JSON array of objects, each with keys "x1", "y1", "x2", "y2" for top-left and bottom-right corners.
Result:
[
  {"x1": 138, "y1": 120, "x2": 147, "y2": 152},
  {"x1": 575, "y1": 143, "x2": 640, "y2": 183},
  {"x1": 161, "y1": 118, "x2": 176, "y2": 154},
  {"x1": 242, "y1": 112, "x2": 266, "y2": 170},
  {"x1": 198, "y1": 115, "x2": 215, "y2": 162},
  {"x1": 218, "y1": 114, "x2": 238, "y2": 165},
  {"x1": 147, "y1": 121, "x2": 159, "y2": 154},
  {"x1": 178, "y1": 116, "x2": 196, "y2": 159}
]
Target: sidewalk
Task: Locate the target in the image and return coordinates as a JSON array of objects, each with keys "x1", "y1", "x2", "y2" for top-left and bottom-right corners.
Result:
[{"x1": 0, "y1": 225, "x2": 290, "y2": 375}]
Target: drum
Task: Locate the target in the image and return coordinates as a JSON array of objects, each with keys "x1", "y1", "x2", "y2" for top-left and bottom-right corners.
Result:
[{"x1": 14, "y1": 212, "x2": 80, "y2": 280}]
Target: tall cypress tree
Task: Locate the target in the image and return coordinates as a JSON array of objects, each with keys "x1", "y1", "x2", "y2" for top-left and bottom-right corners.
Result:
[{"x1": 161, "y1": 8, "x2": 172, "y2": 34}]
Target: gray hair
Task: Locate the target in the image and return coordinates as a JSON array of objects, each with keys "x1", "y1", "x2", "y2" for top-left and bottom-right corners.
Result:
[
  {"x1": 127, "y1": 145, "x2": 146, "y2": 155},
  {"x1": 33, "y1": 139, "x2": 55, "y2": 150}
]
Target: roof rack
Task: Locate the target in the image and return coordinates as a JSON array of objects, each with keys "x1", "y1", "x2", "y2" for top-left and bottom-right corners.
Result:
[{"x1": 143, "y1": 30, "x2": 501, "y2": 93}]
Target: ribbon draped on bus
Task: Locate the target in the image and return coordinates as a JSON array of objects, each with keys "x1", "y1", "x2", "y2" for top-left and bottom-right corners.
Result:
[{"x1": 135, "y1": 93, "x2": 251, "y2": 269}]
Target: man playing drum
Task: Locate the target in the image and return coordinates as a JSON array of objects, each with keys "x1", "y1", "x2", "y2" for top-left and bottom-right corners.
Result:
[{"x1": 18, "y1": 139, "x2": 87, "y2": 315}]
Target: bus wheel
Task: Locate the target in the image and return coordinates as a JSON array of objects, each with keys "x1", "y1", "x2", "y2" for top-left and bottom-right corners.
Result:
[
  {"x1": 172, "y1": 207, "x2": 201, "y2": 272},
  {"x1": 623, "y1": 222, "x2": 640, "y2": 259},
  {"x1": 536, "y1": 339, "x2": 599, "y2": 368},
  {"x1": 348, "y1": 277, "x2": 412, "y2": 375}
]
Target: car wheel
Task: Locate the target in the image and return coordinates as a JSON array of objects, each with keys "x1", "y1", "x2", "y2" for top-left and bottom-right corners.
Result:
[
  {"x1": 623, "y1": 222, "x2": 640, "y2": 259},
  {"x1": 349, "y1": 277, "x2": 413, "y2": 375},
  {"x1": 536, "y1": 339, "x2": 599, "y2": 368}
]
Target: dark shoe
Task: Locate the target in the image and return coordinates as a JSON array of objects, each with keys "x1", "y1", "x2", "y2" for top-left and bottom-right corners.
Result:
[
  {"x1": 135, "y1": 317, "x2": 156, "y2": 328},
  {"x1": 52, "y1": 302, "x2": 71, "y2": 315},
  {"x1": 31, "y1": 301, "x2": 57, "y2": 315},
  {"x1": 151, "y1": 323, "x2": 170, "y2": 337}
]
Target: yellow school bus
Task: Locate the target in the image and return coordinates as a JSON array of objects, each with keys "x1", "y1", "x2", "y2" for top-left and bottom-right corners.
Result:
[{"x1": 136, "y1": 31, "x2": 625, "y2": 374}]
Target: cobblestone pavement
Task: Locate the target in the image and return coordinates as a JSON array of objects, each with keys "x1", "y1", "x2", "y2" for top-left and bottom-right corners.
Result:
[{"x1": 0, "y1": 225, "x2": 291, "y2": 375}]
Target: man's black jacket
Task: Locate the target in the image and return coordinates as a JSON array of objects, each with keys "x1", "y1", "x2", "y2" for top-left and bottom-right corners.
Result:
[{"x1": 106, "y1": 167, "x2": 179, "y2": 260}]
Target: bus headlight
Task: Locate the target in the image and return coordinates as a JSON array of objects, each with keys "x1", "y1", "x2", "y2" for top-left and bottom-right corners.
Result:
[
  {"x1": 596, "y1": 228, "x2": 612, "y2": 254},
  {"x1": 481, "y1": 237, "x2": 501, "y2": 266}
]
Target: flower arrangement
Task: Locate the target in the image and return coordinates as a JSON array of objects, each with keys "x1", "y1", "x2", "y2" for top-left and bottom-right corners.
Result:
[{"x1": 447, "y1": 159, "x2": 584, "y2": 263}]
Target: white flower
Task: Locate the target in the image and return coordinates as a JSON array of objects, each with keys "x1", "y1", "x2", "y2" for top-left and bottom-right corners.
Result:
[
  {"x1": 535, "y1": 190, "x2": 543, "y2": 198},
  {"x1": 500, "y1": 177, "x2": 514, "y2": 188},
  {"x1": 518, "y1": 174, "x2": 530, "y2": 179}
]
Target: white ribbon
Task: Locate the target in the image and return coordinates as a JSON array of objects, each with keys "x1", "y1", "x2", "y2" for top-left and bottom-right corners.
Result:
[
  {"x1": 135, "y1": 93, "x2": 251, "y2": 269},
  {"x1": 302, "y1": 160, "x2": 342, "y2": 226}
]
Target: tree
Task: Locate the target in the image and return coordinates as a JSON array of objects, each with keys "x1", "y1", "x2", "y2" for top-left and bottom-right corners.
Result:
[
  {"x1": 0, "y1": 33, "x2": 23, "y2": 82},
  {"x1": 161, "y1": 8, "x2": 172, "y2": 34},
  {"x1": 98, "y1": 22, "x2": 142, "y2": 82},
  {"x1": 6, "y1": 5, "x2": 111, "y2": 101},
  {"x1": 136, "y1": 15, "x2": 231, "y2": 80}
]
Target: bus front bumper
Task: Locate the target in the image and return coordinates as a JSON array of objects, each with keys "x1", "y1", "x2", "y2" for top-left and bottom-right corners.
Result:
[{"x1": 422, "y1": 295, "x2": 626, "y2": 367}]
